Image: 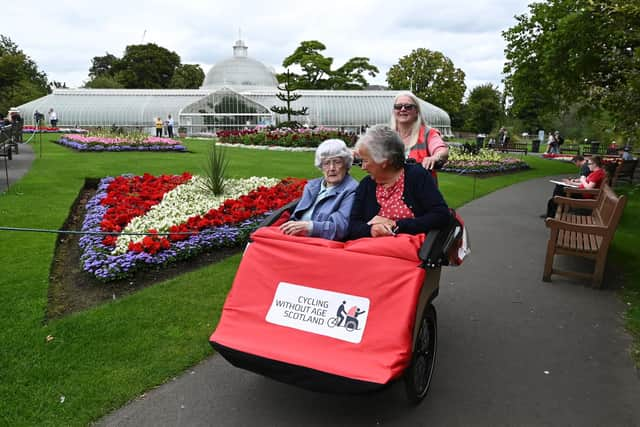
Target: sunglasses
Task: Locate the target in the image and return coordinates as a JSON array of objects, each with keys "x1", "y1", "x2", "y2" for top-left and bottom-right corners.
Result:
[{"x1": 393, "y1": 103, "x2": 417, "y2": 111}]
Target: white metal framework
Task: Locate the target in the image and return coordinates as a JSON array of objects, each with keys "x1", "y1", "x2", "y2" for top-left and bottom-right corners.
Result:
[{"x1": 17, "y1": 40, "x2": 452, "y2": 135}]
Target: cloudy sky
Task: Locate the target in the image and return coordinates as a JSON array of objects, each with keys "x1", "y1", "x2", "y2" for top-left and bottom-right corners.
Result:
[{"x1": 4, "y1": 0, "x2": 532, "y2": 93}]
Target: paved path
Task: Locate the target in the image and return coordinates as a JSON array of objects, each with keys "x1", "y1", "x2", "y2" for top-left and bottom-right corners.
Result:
[
  {"x1": 0, "y1": 142, "x2": 35, "y2": 193},
  {"x1": 99, "y1": 177, "x2": 640, "y2": 426}
]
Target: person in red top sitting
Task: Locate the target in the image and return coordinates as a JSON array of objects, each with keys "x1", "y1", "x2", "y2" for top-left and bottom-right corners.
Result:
[
  {"x1": 390, "y1": 92, "x2": 449, "y2": 184},
  {"x1": 544, "y1": 156, "x2": 606, "y2": 218},
  {"x1": 578, "y1": 156, "x2": 606, "y2": 189}
]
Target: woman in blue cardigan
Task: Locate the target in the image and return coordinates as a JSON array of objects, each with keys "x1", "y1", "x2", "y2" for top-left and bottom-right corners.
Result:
[
  {"x1": 348, "y1": 125, "x2": 450, "y2": 239},
  {"x1": 279, "y1": 139, "x2": 358, "y2": 241}
]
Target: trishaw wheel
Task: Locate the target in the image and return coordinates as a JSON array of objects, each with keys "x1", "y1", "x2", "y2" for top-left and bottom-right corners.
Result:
[{"x1": 404, "y1": 303, "x2": 437, "y2": 404}]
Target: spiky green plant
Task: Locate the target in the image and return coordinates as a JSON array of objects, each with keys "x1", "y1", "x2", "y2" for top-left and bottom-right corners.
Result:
[{"x1": 200, "y1": 141, "x2": 229, "y2": 195}]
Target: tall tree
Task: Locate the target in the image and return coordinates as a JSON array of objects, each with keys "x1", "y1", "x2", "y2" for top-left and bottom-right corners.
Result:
[
  {"x1": 281, "y1": 40, "x2": 378, "y2": 90},
  {"x1": 386, "y1": 48, "x2": 466, "y2": 122},
  {"x1": 115, "y1": 43, "x2": 181, "y2": 89},
  {"x1": 88, "y1": 53, "x2": 120, "y2": 79},
  {"x1": 169, "y1": 64, "x2": 205, "y2": 89},
  {"x1": 464, "y1": 84, "x2": 503, "y2": 134},
  {"x1": 84, "y1": 75, "x2": 124, "y2": 89},
  {"x1": 270, "y1": 69, "x2": 308, "y2": 128},
  {"x1": 503, "y1": 0, "x2": 640, "y2": 138},
  {"x1": 0, "y1": 35, "x2": 49, "y2": 114},
  {"x1": 85, "y1": 45, "x2": 204, "y2": 90}
]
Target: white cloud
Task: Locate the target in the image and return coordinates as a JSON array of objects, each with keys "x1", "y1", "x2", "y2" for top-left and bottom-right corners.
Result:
[{"x1": 2, "y1": 0, "x2": 531, "y2": 91}]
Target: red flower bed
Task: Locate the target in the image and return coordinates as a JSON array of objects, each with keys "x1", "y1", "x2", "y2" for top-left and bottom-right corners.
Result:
[
  {"x1": 99, "y1": 172, "x2": 192, "y2": 245},
  {"x1": 129, "y1": 178, "x2": 306, "y2": 254}
]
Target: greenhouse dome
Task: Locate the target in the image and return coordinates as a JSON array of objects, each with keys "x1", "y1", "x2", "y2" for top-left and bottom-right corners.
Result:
[
  {"x1": 17, "y1": 40, "x2": 452, "y2": 136},
  {"x1": 201, "y1": 40, "x2": 278, "y2": 89}
]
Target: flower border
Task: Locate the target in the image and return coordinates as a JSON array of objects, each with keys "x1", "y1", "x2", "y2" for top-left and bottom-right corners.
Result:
[
  {"x1": 79, "y1": 175, "x2": 304, "y2": 281},
  {"x1": 56, "y1": 136, "x2": 187, "y2": 152}
]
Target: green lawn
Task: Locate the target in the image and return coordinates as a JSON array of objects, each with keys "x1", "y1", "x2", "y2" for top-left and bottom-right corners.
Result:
[{"x1": 0, "y1": 136, "x2": 637, "y2": 426}]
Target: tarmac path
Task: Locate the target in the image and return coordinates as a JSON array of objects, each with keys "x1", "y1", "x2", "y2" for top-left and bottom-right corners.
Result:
[
  {"x1": 98, "y1": 177, "x2": 640, "y2": 427},
  {"x1": 0, "y1": 141, "x2": 35, "y2": 193}
]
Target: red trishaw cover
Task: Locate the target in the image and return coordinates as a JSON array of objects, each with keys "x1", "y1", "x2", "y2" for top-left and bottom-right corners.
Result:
[{"x1": 209, "y1": 227, "x2": 427, "y2": 385}]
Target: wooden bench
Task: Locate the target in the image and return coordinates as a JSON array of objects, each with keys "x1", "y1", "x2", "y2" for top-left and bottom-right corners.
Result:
[
  {"x1": 543, "y1": 184, "x2": 626, "y2": 287},
  {"x1": 610, "y1": 159, "x2": 638, "y2": 186},
  {"x1": 497, "y1": 142, "x2": 528, "y2": 155}
]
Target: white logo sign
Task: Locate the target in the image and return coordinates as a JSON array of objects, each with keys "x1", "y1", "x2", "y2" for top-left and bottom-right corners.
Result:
[{"x1": 265, "y1": 282, "x2": 370, "y2": 344}]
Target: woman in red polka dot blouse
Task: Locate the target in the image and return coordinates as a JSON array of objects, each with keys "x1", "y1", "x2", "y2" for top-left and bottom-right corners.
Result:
[{"x1": 347, "y1": 125, "x2": 450, "y2": 239}]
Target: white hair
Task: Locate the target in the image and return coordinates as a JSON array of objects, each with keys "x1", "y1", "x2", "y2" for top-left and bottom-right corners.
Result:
[
  {"x1": 355, "y1": 125, "x2": 405, "y2": 169},
  {"x1": 314, "y1": 139, "x2": 353, "y2": 169}
]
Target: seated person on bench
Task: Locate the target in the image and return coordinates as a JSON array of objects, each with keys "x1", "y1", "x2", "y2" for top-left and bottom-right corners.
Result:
[
  {"x1": 544, "y1": 155, "x2": 606, "y2": 218},
  {"x1": 347, "y1": 125, "x2": 450, "y2": 239},
  {"x1": 279, "y1": 139, "x2": 358, "y2": 241}
]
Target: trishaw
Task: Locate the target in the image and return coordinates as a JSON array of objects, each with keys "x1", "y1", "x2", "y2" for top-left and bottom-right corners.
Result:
[{"x1": 210, "y1": 201, "x2": 468, "y2": 403}]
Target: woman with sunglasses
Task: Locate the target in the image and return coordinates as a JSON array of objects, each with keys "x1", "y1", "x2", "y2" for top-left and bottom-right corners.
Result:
[
  {"x1": 390, "y1": 92, "x2": 449, "y2": 181},
  {"x1": 280, "y1": 139, "x2": 358, "y2": 240}
]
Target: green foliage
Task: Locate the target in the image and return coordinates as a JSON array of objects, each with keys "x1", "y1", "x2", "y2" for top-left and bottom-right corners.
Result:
[
  {"x1": 386, "y1": 48, "x2": 466, "y2": 119},
  {"x1": 200, "y1": 142, "x2": 229, "y2": 195},
  {"x1": 88, "y1": 52, "x2": 119, "y2": 78},
  {"x1": 83, "y1": 74, "x2": 125, "y2": 89},
  {"x1": 169, "y1": 63, "x2": 205, "y2": 89},
  {"x1": 503, "y1": 0, "x2": 640, "y2": 138},
  {"x1": 0, "y1": 34, "x2": 49, "y2": 114},
  {"x1": 85, "y1": 44, "x2": 203, "y2": 89},
  {"x1": 280, "y1": 40, "x2": 379, "y2": 90},
  {"x1": 116, "y1": 43, "x2": 180, "y2": 89},
  {"x1": 464, "y1": 84, "x2": 503, "y2": 134},
  {"x1": 271, "y1": 69, "x2": 308, "y2": 127}
]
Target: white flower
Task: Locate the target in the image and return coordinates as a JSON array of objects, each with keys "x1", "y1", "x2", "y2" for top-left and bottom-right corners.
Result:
[{"x1": 112, "y1": 176, "x2": 279, "y2": 254}]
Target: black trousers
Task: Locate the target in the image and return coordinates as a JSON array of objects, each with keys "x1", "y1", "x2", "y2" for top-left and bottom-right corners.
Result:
[{"x1": 546, "y1": 185, "x2": 583, "y2": 218}]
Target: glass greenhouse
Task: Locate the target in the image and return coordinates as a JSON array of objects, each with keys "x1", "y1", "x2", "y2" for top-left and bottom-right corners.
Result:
[{"x1": 18, "y1": 40, "x2": 452, "y2": 136}]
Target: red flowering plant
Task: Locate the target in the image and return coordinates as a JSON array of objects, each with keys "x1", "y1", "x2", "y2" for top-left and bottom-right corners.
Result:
[{"x1": 79, "y1": 173, "x2": 306, "y2": 281}]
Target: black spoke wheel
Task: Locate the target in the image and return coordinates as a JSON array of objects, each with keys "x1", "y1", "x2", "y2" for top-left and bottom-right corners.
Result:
[{"x1": 404, "y1": 303, "x2": 437, "y2": 404}]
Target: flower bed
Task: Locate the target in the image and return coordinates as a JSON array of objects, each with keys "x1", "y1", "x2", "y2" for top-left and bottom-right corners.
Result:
[
  {"x1": 542, "y1": 153, "x2": 575, "y2": 161},
  {"x1": 442, "y1": 148, "x2": 530, "y2": 174},
  {"x1": 56, "y1": 133, "x2": 186, "y2": 152},
  {"x1": 216, "y1": 127, "x2": 357, "y2": 148},
  {"x1": 22, "y1": 126, "x2": 87, "y2": 133},
  {"x1": 79, "y1": 173, "x2": 306, "y2": 281}
]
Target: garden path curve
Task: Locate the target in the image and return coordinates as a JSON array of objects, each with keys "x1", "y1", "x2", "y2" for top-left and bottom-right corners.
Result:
[
  {"x1": 0, "y1": 142, "x2": 35, "y2": 193},
  {"x1": 99, "y1": 177, "x2": 640, "y2": 427}
]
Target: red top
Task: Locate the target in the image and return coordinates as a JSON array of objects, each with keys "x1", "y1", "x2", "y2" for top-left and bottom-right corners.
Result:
[
  {"x1": 407, "y1": 125, "x2": 447, "y2": 181},
  {"x1": 579, "y1": 168, "x2": 606, "y2": 189},
  {"x1": 376, "y1": 169, "x2": 415, "y2": 220}
]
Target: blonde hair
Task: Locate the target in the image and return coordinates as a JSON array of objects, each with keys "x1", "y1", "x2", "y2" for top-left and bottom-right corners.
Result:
[{"x1": 389, "y1": 92, "x2": 427, "y2": 149}]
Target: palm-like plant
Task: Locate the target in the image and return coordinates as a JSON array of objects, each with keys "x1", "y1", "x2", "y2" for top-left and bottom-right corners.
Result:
[{"x1": 200, "y1": 142, "x2": 229, "y2": 195}]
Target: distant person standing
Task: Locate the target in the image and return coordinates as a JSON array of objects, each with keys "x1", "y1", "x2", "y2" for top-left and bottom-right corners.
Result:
[
  {"x1": 48, "y1": 108, "x2": 58, "y2": 128},
  {"x1": 621, "y1": 146, "x2": 634, "y2": 160},
  {"x1": 167, "y1": 114, "x2": 174, "y2": 138},
  {"x1": 155, "y1": 117, "x2": 163, "y2": 137}
]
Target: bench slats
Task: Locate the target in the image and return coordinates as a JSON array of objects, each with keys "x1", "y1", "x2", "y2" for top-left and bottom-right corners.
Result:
[{"x1": 543, "y1": 184, "x2": 626, "y2": 287}]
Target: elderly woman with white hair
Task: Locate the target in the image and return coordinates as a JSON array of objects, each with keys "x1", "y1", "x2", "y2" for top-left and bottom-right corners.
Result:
[
  {"x1": 391, "y1": 92, "x2": 449, "y2": 183},
  {"x1": 348, "y1": 125, "x2": 450, "y2": 239},
  {"x1": 280, "y1": 139, "x2": 358, "y2": 241}
]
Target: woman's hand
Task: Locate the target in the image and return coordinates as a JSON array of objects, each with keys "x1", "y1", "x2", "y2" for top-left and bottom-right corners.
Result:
[
  {"x1": 280, "y1": 220, "x2": 312, "y2": 236},
  {"x1": 367, "y1": 215, "x2": 394, "y2": 227},
  {"x1": 421, "y1": 155, "x2": 440, "y2": 170},
  {"x1": 371, "y1": 223, "x2": 395, "y2": 237}
]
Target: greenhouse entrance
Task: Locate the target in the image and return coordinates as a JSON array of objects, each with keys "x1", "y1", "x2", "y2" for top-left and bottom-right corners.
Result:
[{"x1": 179, "y1": 88, "x2": 274, "y2": 135}]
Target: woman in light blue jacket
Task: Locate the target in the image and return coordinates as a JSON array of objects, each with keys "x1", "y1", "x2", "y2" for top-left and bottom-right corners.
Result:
[{"x1": 280, "y1": 139, "x2": 358, "y2": 241}]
